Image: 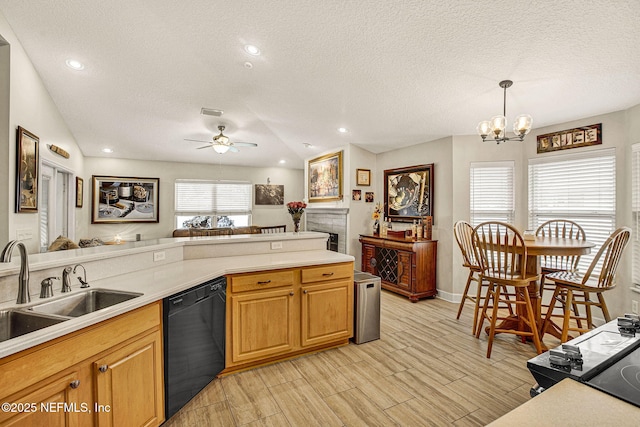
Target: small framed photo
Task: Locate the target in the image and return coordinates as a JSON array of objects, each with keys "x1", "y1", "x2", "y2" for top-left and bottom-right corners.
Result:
[
  {"x1": 365, "y1": 192, "x2": 374, "y2": 203},
  {"x1": 91, "y1": 175, "x2": 159, "y2": 223},
  {"x1": 75, "y1": 177, "x2": 84, "y2": 208},
  {"x1": 356, "y1": 168, "x2": 371, "y2": 186},
  {"x1": 16, "y1": 126, "x2": 39, "y2": 213},
  {"x1": 352, "y1": 189, "x2": 362, "y2": 201}
]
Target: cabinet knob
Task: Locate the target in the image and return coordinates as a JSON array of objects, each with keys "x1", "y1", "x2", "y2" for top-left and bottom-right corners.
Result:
[
  {"x1": 99, "y1": 365, "x2": 109, "y2": 373},
  {"x1": 70, "y1": 380, "x2": 80, "y2": 389},
  {"x1": 289, "y1": 291, "x2": 294, "y2": 296},
  {"x1": 303, "y1": 290, "x2": 308, "y2": 294},
  {"x1": 257, "y1": 280, "x2": 271, "y2": 285}
]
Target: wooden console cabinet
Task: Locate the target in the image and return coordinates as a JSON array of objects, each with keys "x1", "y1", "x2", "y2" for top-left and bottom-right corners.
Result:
[{"x1": 359, "y1": 234, "x2": 437, "y2": 302}]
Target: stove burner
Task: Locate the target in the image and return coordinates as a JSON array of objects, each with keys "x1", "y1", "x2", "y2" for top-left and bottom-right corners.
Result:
[{"x1": 620, "y1": 365, "x2": 640, "y2": 393}]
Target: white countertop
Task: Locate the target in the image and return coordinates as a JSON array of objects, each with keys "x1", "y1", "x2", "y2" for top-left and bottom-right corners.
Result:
[{"x1": 0, "y1": 247, "x2": 353, "y2": 359}]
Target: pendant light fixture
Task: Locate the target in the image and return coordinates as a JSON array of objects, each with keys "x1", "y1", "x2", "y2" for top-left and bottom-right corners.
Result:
[{"x1": 477, "y1": 80, "x2": 533, "y2": 144}]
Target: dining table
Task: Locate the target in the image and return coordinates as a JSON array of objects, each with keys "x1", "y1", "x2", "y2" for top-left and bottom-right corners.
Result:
[{"x1": 492, "y1": 235, "x2": 595, "y2": 343}]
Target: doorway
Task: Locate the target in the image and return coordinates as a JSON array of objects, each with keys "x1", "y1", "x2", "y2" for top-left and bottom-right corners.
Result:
[{"x1": 39, "y1": 162, "x2": 75, "y2": 252}]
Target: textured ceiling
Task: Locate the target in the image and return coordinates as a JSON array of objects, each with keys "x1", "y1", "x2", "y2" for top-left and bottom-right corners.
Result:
[{"x1": 0, "y1": 0, "x2": 639, "y2": 169}]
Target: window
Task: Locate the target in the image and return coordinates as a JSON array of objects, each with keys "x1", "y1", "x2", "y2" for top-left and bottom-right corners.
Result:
[
  {"x1": 175, "y1": 180, "x2": 252, "y2": 228},
  {"x1": 632, "y1": 144, "x2": 640, "y2": 287},
  {"x1": 529, "y1": 148, "x2": 616, "y2": 273},
  {"x1": 469, "y1": 161, "x2": 515, "y2": 226}
]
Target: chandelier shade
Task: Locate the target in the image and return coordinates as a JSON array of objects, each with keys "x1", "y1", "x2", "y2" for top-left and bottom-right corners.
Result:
[{"x1": 478, "y1": 80, "x2": 532, "y2": 144}]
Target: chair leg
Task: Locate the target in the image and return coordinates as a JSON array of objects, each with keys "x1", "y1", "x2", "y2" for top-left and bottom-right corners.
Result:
[
  {"x1": 523, "y1": 288, "x2": 543, "y2": 354},
  {"x1": 597, "y1": 292, "x2": 611, "y2": 323},
  {"x1": 476, "y1": 281, "x2": 493, "y2": 339},
  {"x1": 456, "y1": 270, "x2": 474, "y2": 320},
  {"x1": 562, "y1": 289, "x2": 574, "y2": 343},
  {"x1": 541, "y1": 286, "x2": 561, "y2": 339},
  {"x1": 486, "y1": 284, "x2": 502, "y2": 358},
  {"x1": 583, "y1": 292, "x2": 594, "y2": 329},
  {"x1": 471, "y1": 277, "x2": 484, "y2": 336}
]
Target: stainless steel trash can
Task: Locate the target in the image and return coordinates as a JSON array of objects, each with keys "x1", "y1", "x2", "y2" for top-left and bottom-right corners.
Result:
[{"x1": 353, "y1": 271, "x2": 381, "y2": 344}]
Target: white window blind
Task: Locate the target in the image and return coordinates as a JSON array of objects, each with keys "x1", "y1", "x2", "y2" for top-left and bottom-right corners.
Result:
[
  {"x1": 470, "y1": 161, "x2": 515, "y2": 227},
  {"x1": 632, "y1": 144, "x2": 640, "y2": 286},
  {"x1": 529, "y1": 148, "x2": 616, "y2": 273},
  {"x1": 175, "y1": 180, "x2": 252, "y2": 215}
]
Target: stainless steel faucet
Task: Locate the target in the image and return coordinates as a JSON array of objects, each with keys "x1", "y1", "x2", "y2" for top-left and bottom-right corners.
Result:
[
  {"x1": 73, "y1": 264, "x2": 89, "y2": 288},
  {"x1": 61, "y1": 266, "x2": 73, "y2": 293},
  {"x1": 1, "y1": 240, "x2": 31, "y2": 304}
]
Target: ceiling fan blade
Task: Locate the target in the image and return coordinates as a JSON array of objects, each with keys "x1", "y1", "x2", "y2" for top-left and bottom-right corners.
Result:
[
  {"x1": 232, "y1": 142, "x2": 258, "y2": 147},
  {"x1": 185, "y1": 138, "x2": 210, "y2": 143},
  {"x1": 229, "y1": 146, "x2": 240, "y2": 153},
  {"x1": 197, "y1": 145, "x2": 212, "y2": 150}
]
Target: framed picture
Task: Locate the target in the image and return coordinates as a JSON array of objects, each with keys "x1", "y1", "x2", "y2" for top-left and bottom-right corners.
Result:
[
  {"x1": 307, "y1": 151, "x2": 343, "y2": 202},
  {"x1": 75, "y1": 177, "x2": 84, "y2": 208},
  {"x1": 356, "y1": 168, "x2": 371, "y2": 186},
  {"x1": 537, "y1": 123, "x2": 601, "y2": 154},
  {"x1": 91, "y1": 175, "x2": 159, "y2": 223},
  {"x1": 384, "y1": 164, "x2": 434, "y2": 222},
  {"x1": 255, "y1": 184, "x2": 284, "y2": 205},
  {"x1": 352, "y1": 189, "x2": 362, "y2": 201},
  {"x1": 365, "y1": 192, "x2": 374, "y2": 202},
  {"x1": 16, "y1": 126, "x2": 39, "y2": 213}
]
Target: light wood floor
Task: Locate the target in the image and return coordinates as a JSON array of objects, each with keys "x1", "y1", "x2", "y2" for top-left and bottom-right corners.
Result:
[{"x1": 164, "y1": 291, "x2": 560, "y2": 426}]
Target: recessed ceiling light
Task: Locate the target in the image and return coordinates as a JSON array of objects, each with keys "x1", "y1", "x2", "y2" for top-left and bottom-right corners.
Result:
[
  {"x1": 279, "y1": 159, "x2": 286, "y2": 164},
  {"x1": 244, "y1": 62, "x2": 253, "y2": 69},
  {"x1": 65, "y1": 59, "x2": 85, "y2": 71},
  {"x1": 338, "y1": 127, "x2": 348, "y2": 133},
  {"x1": 244, "y1": 44, "x2": 261, "y2": 56},
  {"x1": 102, "y1": 148, "x2": 113, "y2": 153},
  {"x1": 303, "y1": 143, "x2": 313, "y2": 148}
]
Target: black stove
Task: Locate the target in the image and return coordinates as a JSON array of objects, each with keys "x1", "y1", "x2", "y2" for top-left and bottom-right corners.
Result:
[{"x1": 528, "y1": 314, "x2": 640, "y2": 408}]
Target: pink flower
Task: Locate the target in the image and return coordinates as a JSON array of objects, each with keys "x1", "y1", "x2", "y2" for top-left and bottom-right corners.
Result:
[{"x1": 286, "y1": 201, "x2": 307, "y2": 215}]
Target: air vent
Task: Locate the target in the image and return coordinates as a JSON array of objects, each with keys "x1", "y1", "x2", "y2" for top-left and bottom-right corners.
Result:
[{"x1": 200, "y1": 108, "x2": 223, "y2": 117}]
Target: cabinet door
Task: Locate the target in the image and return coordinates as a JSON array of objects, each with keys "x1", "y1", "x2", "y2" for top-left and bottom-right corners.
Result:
[
  {"x1": 94, "y1": 330, "x2": 164, "y2": 427},
  {"x1": 361, "y1": 243, "x2": 377, "y2": 275},
  {"x1": 301, "y1": 279, "x2": 353, "y2": 347},
  {"x1": 397, "y1": 251, "x2": 413, "y2": 290},
  {"x1": 0, "y1": 371, "x2": 84, "y2": 426},
  {"x1": 229, "y1": 287, "x2": 295, "y2": 364}
]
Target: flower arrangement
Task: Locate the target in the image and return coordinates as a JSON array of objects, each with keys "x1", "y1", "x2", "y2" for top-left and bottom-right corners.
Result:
[
  {"x1": 371, "y1": 202, "x2": 383, "y2": 221},
  {"x1": 286, "y1": 201, "x2": 307, "y2": 232}
]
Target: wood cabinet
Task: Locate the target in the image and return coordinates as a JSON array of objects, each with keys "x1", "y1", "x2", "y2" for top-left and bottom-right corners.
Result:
[
  {"x1": 225, "y1": 262, "x2": 353, "y2": 373},
  {"x1": 359, "y1": 234, "x2": 437, "y2": 302},
  {"x1": 0, "y1": 303, "x2": 164, "y2": 427}
]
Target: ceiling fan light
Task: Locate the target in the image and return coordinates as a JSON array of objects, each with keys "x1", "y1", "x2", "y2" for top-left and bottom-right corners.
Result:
[
  {"x1": 513, "y1": 114, "x2": 533, "y2": 137},
  {"x1": 213, "y1": 144, "x2": 230, "y2": 154},
  {"x1": 215, "y1": 135, "x2": 230, "y2": 144}
]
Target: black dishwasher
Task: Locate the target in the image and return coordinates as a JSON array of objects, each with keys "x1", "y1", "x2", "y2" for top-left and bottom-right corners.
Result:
[{"x1": 163, "y1": 277, "x2": 226, "y2": 419}]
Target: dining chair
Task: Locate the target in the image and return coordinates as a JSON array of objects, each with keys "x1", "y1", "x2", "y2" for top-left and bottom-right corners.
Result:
[
  {"x1": 535, "y1": 219, "x2": 586, "y2": 331},
  {"x1": 541, "y1": 227, "x2": 631, "y2": 342},
  {"x1": 473, "y1": 221, "x2": 543, "y2": 358},
  {"x1": 189, "y1": 227, "x2": 233, "y2": 237},
  {"x1": 260, "y1": 225, "x2": 287, "y2": 233},
  {"x1": 454, "y1": 220, "x2": 489, "y2": 336}
]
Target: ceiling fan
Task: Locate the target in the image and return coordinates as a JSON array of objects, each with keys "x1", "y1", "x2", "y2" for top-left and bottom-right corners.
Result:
[{"x1": 185, "y1": 125, "x2": 258, "y2": 154}]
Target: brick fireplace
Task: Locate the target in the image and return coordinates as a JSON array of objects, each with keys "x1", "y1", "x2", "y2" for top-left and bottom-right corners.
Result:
[{"x1": 305, "y1": 208, "x2": 349, "y2": 254}]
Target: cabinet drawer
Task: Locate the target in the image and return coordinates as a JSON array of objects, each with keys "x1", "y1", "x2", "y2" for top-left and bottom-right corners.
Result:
[
  {"x1": 230, "y1": 270, "x2": 295, "y2": 292},
  {"x1": 301, "y1": 263, "x2": 353, "y2": 283}
]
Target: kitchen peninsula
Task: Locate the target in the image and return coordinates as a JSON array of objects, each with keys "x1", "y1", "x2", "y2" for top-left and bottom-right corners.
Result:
[{"x1": 0, "y1": 232, "x2": 353, "y2": 426}]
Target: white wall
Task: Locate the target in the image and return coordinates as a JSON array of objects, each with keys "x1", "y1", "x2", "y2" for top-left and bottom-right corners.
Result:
[
  {"x1": 81, "y1": 157, "x2": 304, "y2": 241},
  {"x1": 347, "y1": 144, "x2": 377, "y2": 262},
  {"x1": 0, "y1": 14, "x2": 84, "y2": 253},
  {"x1": 376, "y1": 137, "x2": 454, "y2": 298}
]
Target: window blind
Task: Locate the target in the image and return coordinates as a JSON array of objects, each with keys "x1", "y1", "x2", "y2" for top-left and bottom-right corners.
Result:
[
  {"x1": 175, "y1": 180, "x2": 252, "y2": 215},
  {"x1": 528, "y1": 148, "x2": 616, "y2": 273},
  {"x1": 632, "y1": 144, "x2": 640, "y2": 287},
  {"x1": 470, "y1": 161, "x2": 515, "y2": 227}
]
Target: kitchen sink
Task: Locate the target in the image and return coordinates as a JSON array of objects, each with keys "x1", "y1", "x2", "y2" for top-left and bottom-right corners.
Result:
[
  {"x1": 0, "y1": 310, "x2": 68, "y2": 343},
  {"x1": 27, "y1": 289, "x2": 143, "y2": 318}
]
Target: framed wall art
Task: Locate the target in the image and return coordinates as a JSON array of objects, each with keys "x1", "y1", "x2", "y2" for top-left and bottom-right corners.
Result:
[
  {"x1": 16, "y1": 126, "x2": 39, "y2": 213},
  {"x1": 384, "y1": 163, "x2": 434, "y2": 222},
  {"x1": 537, "y1": 123, "x2": 602, "y2": 154},
  {"x1": 91, "y1": 176, "x2": 159, "y2": 223},
  {"x1": 352, "y1": 189, "x2": 362, "y2": 201},
  {"x1": 255, "y1": 184, "x2": 284, "y2": 205},
  {"x1": 307, "y1": 151, "x2": 343, "y2": 202},
  {"x1": 356, "y1": 168, "x2": 371, "y2": 186},
  {"x1": 75, "y1": 177, "x2": 84, "y2": 208}
]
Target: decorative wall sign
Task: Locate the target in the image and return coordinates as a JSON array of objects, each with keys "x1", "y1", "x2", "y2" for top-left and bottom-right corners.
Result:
[
  {"x1": 307, "y1": 151, "x2": 343, "y2": 202},
  {"x1": 255, "y1": 184, "x2": 284, "y2": 205},
  {"x1": 537, "y1": 123, "x2": 602, "y2": 154},
  {"x1": 76, "y1": 177, "x2": 83, "y2": 208},
  {"x1": 48, "y1": 144, "x2": 70, "y2": 159},
  {"x1": 91, "y1": 176, "x2": 159, "y2": 223},
  {"x1": 16, "y1": 126, "x2": 39, "y2": 213},
  {"x1": 384, "y1": 163, "x2": 434, "y2": 222}
]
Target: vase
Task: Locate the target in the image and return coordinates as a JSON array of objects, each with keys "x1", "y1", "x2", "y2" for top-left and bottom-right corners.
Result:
[
  {"x1": 293, "y1": 219, "x2": 300, "y2": 233},
  {"x1": 373, "y1": 220, "x2": 380, "y2": 235}
]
